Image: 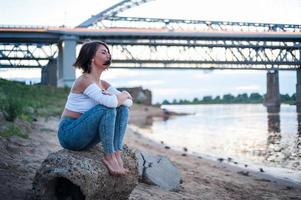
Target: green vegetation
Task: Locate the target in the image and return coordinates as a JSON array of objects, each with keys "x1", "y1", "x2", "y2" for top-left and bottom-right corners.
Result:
[
  {"x1": 0, "y1": 78, "x2": 69, "y2": 138},
  {"x1": 0, "y1": 124, "x2": 28, "y2": 139},
  {"x1": 162, "y1": 92, "x2": 296, "y2": 105}
]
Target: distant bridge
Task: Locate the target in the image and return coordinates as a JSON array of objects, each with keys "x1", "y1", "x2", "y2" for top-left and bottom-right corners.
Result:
[
  {"x1": 1, "y1": 25, "x2": 300, "y2": 70},
  {"x1": 0, "y1": 0, "x2": 300, "y2": 111}
]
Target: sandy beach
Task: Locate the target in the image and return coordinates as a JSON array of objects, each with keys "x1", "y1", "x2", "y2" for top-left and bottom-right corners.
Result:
[{"x1": 0, "y1": 105, "x2": 301, "y2": 200}]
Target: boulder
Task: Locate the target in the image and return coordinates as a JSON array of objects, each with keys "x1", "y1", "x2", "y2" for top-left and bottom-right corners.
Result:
[
  {"x1": 136, "y1": 151, "x2": 181, "y2": 191},
  {"x1": 32, "y1": 145, "x2": 138, "y2": 200}
]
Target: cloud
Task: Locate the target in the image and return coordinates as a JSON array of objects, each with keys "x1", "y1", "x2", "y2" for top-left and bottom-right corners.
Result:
[
  {"x1": 235, "y1": 85, "x2": 261, "y2": 91},
  {"x1": 215, "y1": 70, "x2": 265, "y2": 75},
  {"x1": 127, "y1": 80, "x2": 165, "y2": 86},
  {"x1": 102, "y1": 69, "x2": 160, "y2": 80},
  {"x1": 0, "y1": 69, "x2": 41, "y2": 78}
]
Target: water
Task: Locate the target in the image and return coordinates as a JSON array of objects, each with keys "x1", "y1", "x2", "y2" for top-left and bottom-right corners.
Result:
[{"x1": 130, "y1": 104, "x2": 301, "y2": 183}]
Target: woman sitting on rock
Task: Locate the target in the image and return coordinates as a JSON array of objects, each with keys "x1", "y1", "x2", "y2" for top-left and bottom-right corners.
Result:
[{"x1": 58, "y1": 40, "x2": 133, "y2": 176}]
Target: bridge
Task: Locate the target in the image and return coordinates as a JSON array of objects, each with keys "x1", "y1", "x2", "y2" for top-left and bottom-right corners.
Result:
[{"x1": 0, "y1": 0, "x2": 300, "y2": 112}]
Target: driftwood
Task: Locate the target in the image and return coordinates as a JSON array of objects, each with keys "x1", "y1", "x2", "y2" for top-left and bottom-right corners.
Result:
[{"x1": 32, "y1": 145, "x2": 138, "y2": 200}]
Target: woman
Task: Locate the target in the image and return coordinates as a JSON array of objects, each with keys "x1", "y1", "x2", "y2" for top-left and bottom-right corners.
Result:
[{"x1": 58, "y1": 40, "x2": 133, "y2": 176}]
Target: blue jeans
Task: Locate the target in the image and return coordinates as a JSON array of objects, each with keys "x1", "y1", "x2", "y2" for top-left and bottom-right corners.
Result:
[{"x1": 58, "y1": 105, "x2": 129, "y2": 154}]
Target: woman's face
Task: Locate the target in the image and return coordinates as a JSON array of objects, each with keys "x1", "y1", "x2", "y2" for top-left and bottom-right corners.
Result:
[{"x1": 92, "y1": 44, "x2": 111, "y2": 69}]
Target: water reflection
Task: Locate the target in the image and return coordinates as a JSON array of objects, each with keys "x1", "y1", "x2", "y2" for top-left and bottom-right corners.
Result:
[
  {"x1": 297, "y1": 113, "x2": 301, "y2": 134},
  {"x1": 287, "y1": 114, "x2": 301, "y2": 170},
  {"x1": 265, "y1": 111, "x2": 301, "y2": 170},
  {"x1": 267, "y1": 113, "x2": 281, "y2": 133},
  {"x1": 265, "y1": 112, "x2": 282, "y2": 164}
]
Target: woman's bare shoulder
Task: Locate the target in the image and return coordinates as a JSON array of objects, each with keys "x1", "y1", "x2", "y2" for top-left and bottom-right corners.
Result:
[
  {"x1": 100, "y1": 80, "x2": 111, "y2": 90},
  {"x1": 71, "y1": 74, "x2": 94, "y2": 93}
]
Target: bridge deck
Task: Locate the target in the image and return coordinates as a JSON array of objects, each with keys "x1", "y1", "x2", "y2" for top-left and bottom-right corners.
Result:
[{"x1": 1, "y1": 27, "x2": 301, "y2": 43}]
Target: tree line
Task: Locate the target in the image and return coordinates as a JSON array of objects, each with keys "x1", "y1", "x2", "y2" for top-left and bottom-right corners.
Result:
[{"x1": 161, "y1": 93, "x2": 296, "y2": 105}]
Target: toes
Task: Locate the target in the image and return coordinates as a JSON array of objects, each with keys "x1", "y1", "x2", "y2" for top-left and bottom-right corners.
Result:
[{"x1": 123, "y1": 168, "x2": 129, "y2": 173}]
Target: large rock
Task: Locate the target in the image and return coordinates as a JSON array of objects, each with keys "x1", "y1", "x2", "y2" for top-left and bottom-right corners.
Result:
[
  {"x1": 32, "y1": 145, "x2": 138, "y2": 200},
  {"x1": 136, "y1": 151, "x2": 181, "y2": 191}
]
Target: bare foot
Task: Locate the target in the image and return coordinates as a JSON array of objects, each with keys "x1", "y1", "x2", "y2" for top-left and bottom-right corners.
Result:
[
  {"x1": 114, "y1": 151, "x2": 129, "y2": 173},
  {"x1": 102, "y1": 154, "x2": 126, "y2": 176}
]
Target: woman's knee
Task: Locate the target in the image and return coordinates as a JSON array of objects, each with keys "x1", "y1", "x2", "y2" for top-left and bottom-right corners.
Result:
[
  {"x1": 117, "y1": 105, "x2": 129, "y2": 116},
  {"x1": 96, "y1": 105, "x2": 117, "y2": 119},
  {"x1": 93, "y1": 105, "x2": 116, "y2": 115}
]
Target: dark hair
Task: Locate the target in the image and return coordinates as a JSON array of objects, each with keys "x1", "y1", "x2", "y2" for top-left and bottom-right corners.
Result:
[{"x1": 73, "y1": 40, "x2": 110, "y2": 73}]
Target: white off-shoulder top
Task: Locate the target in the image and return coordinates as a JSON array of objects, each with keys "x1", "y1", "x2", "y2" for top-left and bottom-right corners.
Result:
[{"x1": 65, "y1": 83, "x2": 132, "y2": 113}]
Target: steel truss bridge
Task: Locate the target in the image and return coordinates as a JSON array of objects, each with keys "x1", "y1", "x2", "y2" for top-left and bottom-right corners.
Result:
[{"x1": 0, "y1": 0, "x2": 300, "y2": 71}]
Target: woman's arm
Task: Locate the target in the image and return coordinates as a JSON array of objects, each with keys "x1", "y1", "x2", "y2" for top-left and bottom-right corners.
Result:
[
  {"x1": 84, "y1": 83, "x2": 118, "y2": 108},
  {"x1": 106, "y1": 84, "x2": 133, "y2": 107},
  {"x1": 73, "y1": 76, "x2": 119, "y2": 108}
]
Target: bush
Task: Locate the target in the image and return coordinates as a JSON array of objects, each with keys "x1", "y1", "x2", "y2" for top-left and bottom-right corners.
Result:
[
  {"x1": 2, "y1": 96, "x2": 24, "y2": 122},
  {"x1": 0, "y1": 124, "x2": 28, "y2": 139}
]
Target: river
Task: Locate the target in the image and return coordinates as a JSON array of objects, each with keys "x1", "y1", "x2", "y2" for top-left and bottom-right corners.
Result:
[{"x1": 130, "y1": 104, "x2": 301, "y2": 183}]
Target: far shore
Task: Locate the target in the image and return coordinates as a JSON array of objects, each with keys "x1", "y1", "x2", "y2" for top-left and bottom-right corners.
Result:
[{"x1": 161, "y1": 102, "x2": 295, "y2": 105}]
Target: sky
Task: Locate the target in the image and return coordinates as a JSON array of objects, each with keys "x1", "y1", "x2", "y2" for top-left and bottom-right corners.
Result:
[{"x1": 0, "y1": 0, "x2": 300, "y2": 103}]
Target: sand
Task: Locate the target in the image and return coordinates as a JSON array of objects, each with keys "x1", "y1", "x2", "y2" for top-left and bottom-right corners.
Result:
[{"x1": 0, "y1": 105, "x2": 300, "y2": 200}]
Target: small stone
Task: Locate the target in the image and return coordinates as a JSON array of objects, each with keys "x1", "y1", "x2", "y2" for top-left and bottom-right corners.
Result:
[
  {"x1": 237, "y1": 171, "x2": 249, "y2": 176},
  {"x1": 286, "y1": 186, "x2": 294, "y2": 190},
  {"x1": 217, "y1": 158, "x2": 224, "y2": 162},
  {"x1": 259, "y1": 168, "x2": 264, "y2": 172},
  {"x1": 181, "y1": 153, "x2": 187, "y2": 157},
  {"x1": 136, "y1": 151, "x2": 181, "y2": 191},
  {"x1": 164, "y1": 146, "x2": 170, "y2": 149},
  {"x1": 183, "y1": 147, "x2": 188, "y2": 152}
]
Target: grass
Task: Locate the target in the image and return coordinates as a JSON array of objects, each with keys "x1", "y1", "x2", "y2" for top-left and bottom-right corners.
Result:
[
  {"x1": 0, "y1": 78, "x2": 69, "y2": 138},
  {"x1": 0, "y1": 124, "x2": 28, "y2": 139}
]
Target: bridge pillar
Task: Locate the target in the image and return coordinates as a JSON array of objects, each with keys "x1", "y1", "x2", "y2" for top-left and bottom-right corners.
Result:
[
  {"x1": 41, "y1": 59, "x2": 57, "y2": 86},
  {"x1": 297, "y1": 69, "x2": 301, "y2": 113},
  {"x1": 264, "y1": 70, "x2": 280, "y2": 113},
  {"x1": 57, "y1": 35, "x2": 78, "y2": 87}
]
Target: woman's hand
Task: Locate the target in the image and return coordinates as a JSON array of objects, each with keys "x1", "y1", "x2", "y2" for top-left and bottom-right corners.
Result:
[
  {"x1": 122, "y1": 90, "x2": 132, "y2": 100},
  {"x1": 116, "y1": 91, "x2": 131, "y2": 105}
]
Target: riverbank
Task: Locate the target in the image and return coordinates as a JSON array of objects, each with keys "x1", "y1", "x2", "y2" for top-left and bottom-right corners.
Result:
[
  {"x1": 0, "y1": 105, "x2": 300, "y2": 199},
  {"x1": 126, "y1": 124, "x2": 301, "y2": 200}
]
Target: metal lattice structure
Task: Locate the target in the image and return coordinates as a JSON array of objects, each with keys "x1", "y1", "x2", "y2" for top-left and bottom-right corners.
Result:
[
  {"x1": 0, "y1": 0, "x2": 300, "y2": 70},
  {"x1": 88, "y1": 16, "x2": 301, "y2": 33},
  {"x1": 75, "y1": 0, "x2": 301, "y2": 70},
  {"x1": 78, "y1": 0, "x2": 155, "y2": 28},
  {"x1": 77, "y1": 0, "x2": 300, "y2": 33},
  {"x1": 0, "y1": 43, "x2": 58, "y2": 68},
  {"x1": 106, "y1": 40, "x2": 301, "y2": 70}
]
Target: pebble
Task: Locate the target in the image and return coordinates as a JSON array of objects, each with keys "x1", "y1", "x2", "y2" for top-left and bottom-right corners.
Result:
[{"x1": 237, "y1": 171, "x2": 250, "y2": 176}]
